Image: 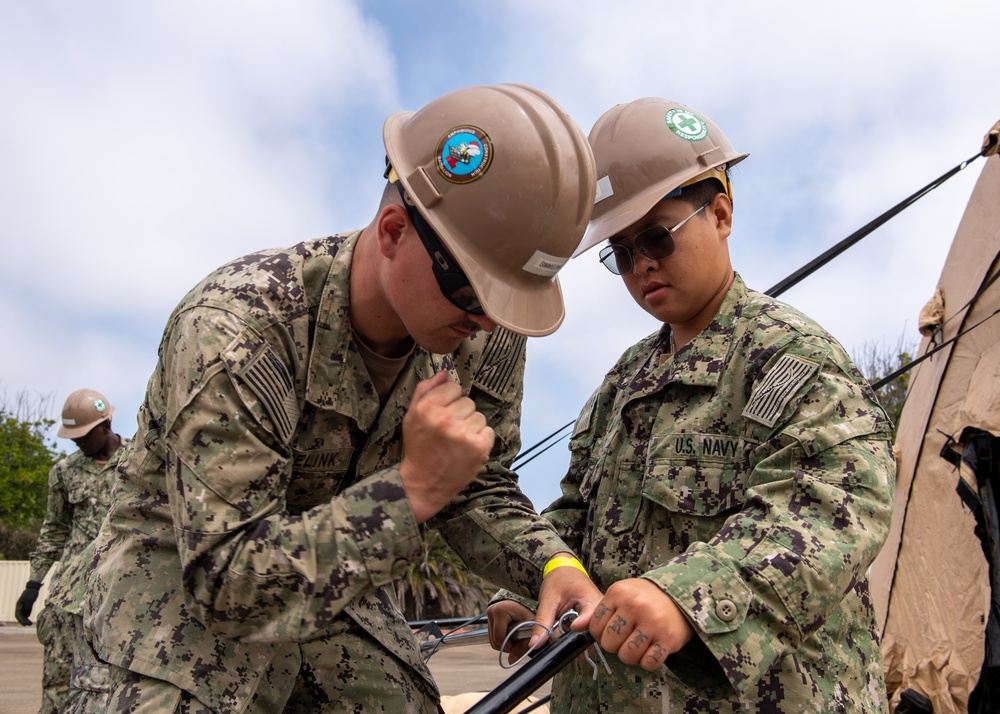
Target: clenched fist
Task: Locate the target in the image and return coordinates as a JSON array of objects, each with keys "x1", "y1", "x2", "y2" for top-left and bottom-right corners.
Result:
[{"x1": 400, "y1": 371, "x2": 495, "y2": 523}]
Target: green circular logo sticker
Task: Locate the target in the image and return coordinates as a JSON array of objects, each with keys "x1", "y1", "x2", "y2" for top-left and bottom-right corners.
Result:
[{"x1": 665, "y1": 109, "x2": 708, "y2": 141}]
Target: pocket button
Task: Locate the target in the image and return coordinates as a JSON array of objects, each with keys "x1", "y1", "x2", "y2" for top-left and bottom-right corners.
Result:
[{"x1": 715, "y1": 599, "x2": 737, "y2": 622}]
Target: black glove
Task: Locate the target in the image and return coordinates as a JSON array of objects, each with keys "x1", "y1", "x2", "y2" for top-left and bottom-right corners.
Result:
[{"x1": 14, "y1": 581, "x2": 42, "y2": 626}]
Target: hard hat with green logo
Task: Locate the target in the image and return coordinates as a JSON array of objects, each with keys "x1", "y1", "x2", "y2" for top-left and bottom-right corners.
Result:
[
  {"x1": 383, "y1": 83, "x2": 596, "y2": 337},
  {"x1": 58, "y1": 388, "x2": 114, "y2": 439},
  {"x1": 574, "y1": 97, "x2": 748, "y2": 257}
]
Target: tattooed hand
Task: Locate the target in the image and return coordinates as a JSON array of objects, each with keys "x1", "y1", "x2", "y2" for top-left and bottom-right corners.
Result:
[{"x1": 572, "y1": 578, "x2": 695, "y2": 671}]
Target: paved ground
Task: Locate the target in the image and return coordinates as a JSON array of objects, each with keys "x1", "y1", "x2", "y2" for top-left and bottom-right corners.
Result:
[
  {"x1": 0, "y1": 623, "x2": 549, "y2": 713},
  {"x1": 0, "y1": 625, "x2": 45, "y2": 714}
]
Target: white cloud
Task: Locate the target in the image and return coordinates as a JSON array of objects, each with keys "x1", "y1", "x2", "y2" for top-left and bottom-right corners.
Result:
[
  {"x1": 1, "y1": 0, "x2": 997, "y2": 507},
  {"x1": 0, "y1": 1, "x2": 399, "y2": 449},
  {"x1": 479, "y1": 0, "x2": 1000, "y2": 504},
  {"x1": 0, "y1": 0, "x2": 398, "y2": 314}
]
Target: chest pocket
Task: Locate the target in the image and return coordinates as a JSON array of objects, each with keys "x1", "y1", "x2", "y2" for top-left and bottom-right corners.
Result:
[
  {"x1": 644, "y1": 433, "x2": 742, "y2": 530},
  {"x1": 643, "y1": 460, "x2": 744, "y2": 516},
  {"x1": 64, "y1": 477, "x2": 98, "y2": 508},
  {"x1": 288, "y1": 447, "x2": 353, "y2": 512},
  {"x1": 597, "y1": 458, "x2": 645, "y2": 535},
  {"x1": 579, "y1": 429, "x2": 645, "y2": 536},
  {"x1": 642, "y1": 459, "x2": 745, "y2": 557}
]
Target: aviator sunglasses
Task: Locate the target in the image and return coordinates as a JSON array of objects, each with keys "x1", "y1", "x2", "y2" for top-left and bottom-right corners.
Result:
[
  {"x1": 599, "y1": 201, "x2": 710, "y2": 275},
  {"x1": 393, "y1": 181, "x2": 485, "y2": 315}
]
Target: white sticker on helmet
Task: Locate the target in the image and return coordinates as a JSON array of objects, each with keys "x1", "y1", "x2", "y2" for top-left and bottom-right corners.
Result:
[
  {"x1": 522, "y1": 251, "x2": 568, "y2": 277},
  {"x1": 594, "y1": 176, "x2": 613, "y2": 204}
]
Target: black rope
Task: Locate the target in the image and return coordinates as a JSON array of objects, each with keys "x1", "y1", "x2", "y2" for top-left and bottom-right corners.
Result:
[
  {"x1": 765, "y1": 152, "x2": 982, "y2": 298},
  {"x1": 872, "y1": 306, "x2": 1000, "y2": 391},
  {"x1": 511, "y1": 420, "x2": 574, "y2": 470},
  {"x1": 515, "y1": 147, "x2": 987, "y2": 471},
  {"x1": 936, "y1": 268, "x2": 1000, "y2": 336}
]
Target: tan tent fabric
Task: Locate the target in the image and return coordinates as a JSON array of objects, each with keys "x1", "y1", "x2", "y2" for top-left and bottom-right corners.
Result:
[
  {"x1": 959, "y1": 341, "x2": 1000, "y2": 436},
  {"x1": 871, "y1": 154, "x2": 1000, "y2": 713}
]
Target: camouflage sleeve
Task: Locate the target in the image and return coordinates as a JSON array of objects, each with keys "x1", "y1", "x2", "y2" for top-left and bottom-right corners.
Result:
[
  {"x1": 162, "y1": 307, "x2": 422, "y2": 642},
  {"x1": 540, "y1": 386, "x2": 606, "y2": 553},
  {"x1": 433, "y1": 329, "x2": 577, "y2": 599},
  {"x1": 645, "y1": 348, "x2": 895, "y2": 698},
  {"x1": 486, "y1": 384, "x2": 610, "y2": 611},
  {"x1": 28, "y1": 462, "x2": 72, "y2": 583}
]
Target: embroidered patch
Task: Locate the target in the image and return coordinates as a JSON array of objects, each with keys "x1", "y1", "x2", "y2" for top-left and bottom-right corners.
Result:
[
  {"x1": 473, "y1": 328, "x2": 525, "y2": 399},
  {"x1": 571, "y1": 388, "x2": 599, "y2": 439},
  {"x1": 227, "y1": 343, "x2": 299, "y2": 443},
  {"x1": 743, "y1": 354, "x2": 818, "y2": 427}
]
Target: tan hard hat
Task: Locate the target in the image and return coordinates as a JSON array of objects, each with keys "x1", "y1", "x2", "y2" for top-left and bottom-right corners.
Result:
[
  {"x1": 574, "y1": 98, "x2": 749, "y2": 257},
  {"x1": 383, "y1": 84, "x2": 596, "y2": 337},
  {"x1": 57, "y1": 388, "x2": 114, "y2": 439}
]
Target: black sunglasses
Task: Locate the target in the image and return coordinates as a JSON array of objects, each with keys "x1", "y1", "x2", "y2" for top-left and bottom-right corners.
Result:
[
  {"x1": 598, "y1": 201, "x2": 710, "y2": 275},
  {"x1": 394, "y1": 182, "x2": 484, "y2": 315}
]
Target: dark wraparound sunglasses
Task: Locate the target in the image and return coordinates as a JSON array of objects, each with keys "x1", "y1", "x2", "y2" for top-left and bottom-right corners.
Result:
[
  {"x1": 394, "y1": 182, "x2": 484, "y2": 315},
  {"x1": 598, "y1": 201, "x2": 710, "y2": 275}
]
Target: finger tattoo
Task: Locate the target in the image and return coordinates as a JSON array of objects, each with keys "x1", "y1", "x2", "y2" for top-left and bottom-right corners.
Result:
[
  {"x1": 608, "y1": 615, "x2": 627, "y2": 635},
  {"x1": 628, "y1": 629, "x2": 649, "y2": 649},
  {"x1": 594, "y1": 604, "x2": 610, "y2": 621},
  {"x1": 645, "y1": 643, "x2": 668, "y2": 665}
]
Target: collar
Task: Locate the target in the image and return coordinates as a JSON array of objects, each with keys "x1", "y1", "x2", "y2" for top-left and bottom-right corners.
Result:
[
  {"x1": 609, "y1": 273, "x2": 748, "y2": 398},
  {"x1": 305, "y1": 230, "x2": 378, "y2": 426},
  {"x1": 304, "y1": 231, "x2": 448, "y2": 431}
]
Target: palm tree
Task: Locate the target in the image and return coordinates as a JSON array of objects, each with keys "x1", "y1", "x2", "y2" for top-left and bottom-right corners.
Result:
[{"x1": 395, "y1": 528, "x2": 495, "y2": 621}]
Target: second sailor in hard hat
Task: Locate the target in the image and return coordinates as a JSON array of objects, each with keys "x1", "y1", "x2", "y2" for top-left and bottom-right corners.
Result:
[{"x1": 489, "y1": 97, "x2": 895, "y2": 713}]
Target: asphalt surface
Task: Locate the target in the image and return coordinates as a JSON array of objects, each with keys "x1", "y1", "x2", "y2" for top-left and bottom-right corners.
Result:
[
  {"x1": 0, "y1": 625, "x2": 45, "y2": 714},
  {"x1": 0, "y1": 624, "x2": 550, "y2": 713}
]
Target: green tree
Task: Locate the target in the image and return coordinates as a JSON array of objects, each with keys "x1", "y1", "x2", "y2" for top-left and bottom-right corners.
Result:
[
  {"x1": 855, "y1": 334, "x2": 917, "y2": 442},
  {"x1": 394, "y1": 528, "x2": 495, "y2": 621},
  {"x1": 0, "y1": 388, "x2": 63, "y2": 558}
]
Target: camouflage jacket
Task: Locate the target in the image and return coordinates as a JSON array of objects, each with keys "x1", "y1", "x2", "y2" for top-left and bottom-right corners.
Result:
[
  {"x1": 543, "y1": 275, "x2": 895, "y2": 713},
  {"x1": 29, "y1": 441, "x2": 127, "y2": 614},
  {"x1": 86, "y1": 231, "x2": 569, "y2": 712}
]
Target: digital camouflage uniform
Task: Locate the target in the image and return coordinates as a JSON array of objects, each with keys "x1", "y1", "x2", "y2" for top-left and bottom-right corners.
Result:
[
  {"x1": 85, "y1": 231, "x2": 571, "y2": 713},
  {"x1": 29, "y1": 441, "x2": 126, "y2": 714},
  {"x1": 543, "y1": 275, "x2": 895, "y2": 713}
]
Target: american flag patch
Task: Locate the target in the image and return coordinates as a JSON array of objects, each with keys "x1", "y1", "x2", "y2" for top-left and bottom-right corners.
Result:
[
  {"x1": 474, "y1": 328, "x2": 525, "y2": 399},
  {"x1": 240, "y1": 348, "x2": 298, "y2": 443},
  {"x1": 743, "y1": 354, "x2": 818, "y2": 427}
]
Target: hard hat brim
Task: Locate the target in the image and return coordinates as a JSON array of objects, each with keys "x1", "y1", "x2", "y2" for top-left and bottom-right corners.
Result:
[{"x1": 57, "y1": 413, "x2": 112, "y2": 440}]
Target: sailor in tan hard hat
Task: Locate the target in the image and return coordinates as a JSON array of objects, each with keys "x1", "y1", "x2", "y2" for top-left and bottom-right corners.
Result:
[
  {"x1": 17, "y1": 388, "x2": 127, "y2": 713},
  {"x1": 83, "y1": 84, "x2": 601, "y2": 712},
  {"x1": 489, "y1": 98, "x2": 896, "y2": 713}
]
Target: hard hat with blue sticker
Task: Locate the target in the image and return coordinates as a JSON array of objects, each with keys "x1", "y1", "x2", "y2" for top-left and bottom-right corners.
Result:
[{"x1": 435, "y1": 126, "x2": 492, "y2": 184}]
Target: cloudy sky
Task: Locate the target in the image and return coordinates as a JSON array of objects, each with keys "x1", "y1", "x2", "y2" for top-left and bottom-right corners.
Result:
[{"x1": 2, "y1": 0, "x2": 997, "y2": 510}]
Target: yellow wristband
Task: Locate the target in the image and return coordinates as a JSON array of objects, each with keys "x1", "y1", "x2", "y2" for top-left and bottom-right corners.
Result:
[{"x1": 543, "y1": 556, "x2": 588, "y2": 578}]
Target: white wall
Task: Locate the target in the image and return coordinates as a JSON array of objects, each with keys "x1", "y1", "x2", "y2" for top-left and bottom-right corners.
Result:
[{"x1": 0, "y1": 562, "x2": 50, "y2": 626}]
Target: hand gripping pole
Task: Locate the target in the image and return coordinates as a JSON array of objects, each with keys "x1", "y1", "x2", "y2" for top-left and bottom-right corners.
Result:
[{"x1": 463, "y1": 630, "x2": 595, "y2": 714}]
